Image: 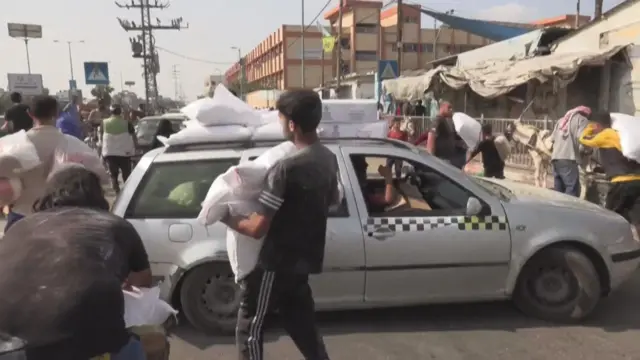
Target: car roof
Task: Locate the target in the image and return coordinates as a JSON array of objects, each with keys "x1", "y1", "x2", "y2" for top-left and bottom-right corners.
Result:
[
  {"x1": 162, "y1": 137, "x2": 412, "y2": 154},
  {"x1": 141, "y1": 114, "x2": 185, "y2": 121}
]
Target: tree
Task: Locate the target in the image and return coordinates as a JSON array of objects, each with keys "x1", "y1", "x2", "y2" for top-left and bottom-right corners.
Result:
[{"x1": 90, "y1": 85, "x2": 115, "y2": 106}]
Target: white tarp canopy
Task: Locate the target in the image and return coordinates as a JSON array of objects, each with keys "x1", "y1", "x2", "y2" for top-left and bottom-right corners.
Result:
[{"x1": 382, "y1": 45, "x2": 627, "y2": 101}]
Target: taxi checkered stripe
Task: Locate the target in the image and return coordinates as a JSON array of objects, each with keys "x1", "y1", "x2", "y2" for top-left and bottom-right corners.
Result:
[{"x1": 364, "y1": 216, "x2": 508, "y2": 232}]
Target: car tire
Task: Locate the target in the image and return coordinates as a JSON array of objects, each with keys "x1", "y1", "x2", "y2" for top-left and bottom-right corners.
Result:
[
  {"x1": 513, "y1": 246, "x2": 601, "y2": 322},
  {"x1": 179, "y1": 262, "x2": 240, "y2": 335}
]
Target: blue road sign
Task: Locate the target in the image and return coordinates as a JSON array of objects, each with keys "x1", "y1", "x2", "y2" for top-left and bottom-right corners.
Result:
[
  {"x1": 69, "y1": 79, "x2": 77, "y2": 90},
  {"x1": 84, "y1": 62, "x2": 110, "y2": 85},
  {"x1": 377, "y1": 60, "x2": 399, "y2": 80}
]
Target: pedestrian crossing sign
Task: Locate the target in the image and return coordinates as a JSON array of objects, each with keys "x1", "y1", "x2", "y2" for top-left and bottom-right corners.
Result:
[
  {"x1": 84, "y1": 62, "x2": 110, "y2": 85},
  {"x1": 377, "y1": 60, "x2": 398, "y2": 80}
]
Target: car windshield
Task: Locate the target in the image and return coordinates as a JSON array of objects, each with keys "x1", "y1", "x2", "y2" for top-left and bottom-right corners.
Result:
[
  {"x1": 408, "y1": 144, "x2": 513, "y2": 201},
  {"x1": 137, "y1": 117, "x2": 183, "y2": 135}
]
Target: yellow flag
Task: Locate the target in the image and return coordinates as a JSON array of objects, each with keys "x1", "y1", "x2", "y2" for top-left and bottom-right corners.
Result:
[{"x1": 322, "y1": 36, "x2": 335, "y2": 53}]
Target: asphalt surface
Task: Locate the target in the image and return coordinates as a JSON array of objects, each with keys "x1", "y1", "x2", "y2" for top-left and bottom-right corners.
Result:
[{"x1": 170, "y1": 270, "x2": 640, "y2": 360}]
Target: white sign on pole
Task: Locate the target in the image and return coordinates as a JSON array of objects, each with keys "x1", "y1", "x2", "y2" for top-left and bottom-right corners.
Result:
[
  {"x1": 7, "y1": 73, "x2": 44, "y2": 96},
  {"x1": 7, "y1": 23, "x2": 42, "y2": 39}
]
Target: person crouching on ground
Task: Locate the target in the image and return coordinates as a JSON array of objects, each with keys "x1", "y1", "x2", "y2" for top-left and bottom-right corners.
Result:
[
  {"x1": 33, "y1": 165, "x2": 152, "y2": 289},
  {"x1": 467, "y1": 124, "x2": 506, "y2": 179},
  {"x1": 578, "y1": 111, "x2": 640, "y2": 228}
]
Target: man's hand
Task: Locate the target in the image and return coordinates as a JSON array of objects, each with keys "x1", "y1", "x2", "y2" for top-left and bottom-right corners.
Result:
[
  {"x1": 378, "y1": 164, "x2": 392, "y2": 182},
  {"x1": 221, "y1": 212, "x2": 270, "y2": 239}
]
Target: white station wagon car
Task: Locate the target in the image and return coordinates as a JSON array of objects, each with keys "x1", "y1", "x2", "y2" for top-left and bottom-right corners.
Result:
[{"x1": 111, "y1": 137, "x2": 640, "y2": 334}]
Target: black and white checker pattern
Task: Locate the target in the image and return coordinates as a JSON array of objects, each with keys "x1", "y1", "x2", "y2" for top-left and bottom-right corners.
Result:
[{"x1": 363, "y1": 215, "x2": 508, "y2": 233}]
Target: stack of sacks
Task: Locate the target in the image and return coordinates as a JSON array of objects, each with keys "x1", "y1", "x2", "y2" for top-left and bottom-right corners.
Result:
[
  {"x1": 611, "y1": 113, "x2": 640, "y2": 163},
  {"x1": 162, "y1": 84, "x2": 265, "y2": 146},
  {"x1": 198, "y1": 141, "x2": 297, "y2": 281},
  {"x1": 0, "y1": 131, "x2": 42, "y2": 205}
]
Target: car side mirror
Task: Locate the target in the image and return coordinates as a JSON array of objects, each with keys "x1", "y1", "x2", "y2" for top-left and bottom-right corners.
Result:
[{"x1": 466, "y1": 197, "x2": 483, "y2": 216}]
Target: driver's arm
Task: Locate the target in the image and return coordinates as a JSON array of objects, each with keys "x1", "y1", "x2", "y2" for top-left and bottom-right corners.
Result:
[{"x1": 382, "y1": 170, "x2": 394, "y2": 205}]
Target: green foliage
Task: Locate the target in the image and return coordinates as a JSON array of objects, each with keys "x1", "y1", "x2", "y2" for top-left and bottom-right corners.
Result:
[{"x1": 90, "y1": 85, "x2": 115, "y2": 105}]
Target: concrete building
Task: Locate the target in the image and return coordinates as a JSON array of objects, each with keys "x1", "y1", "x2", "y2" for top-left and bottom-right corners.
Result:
[{"x1": 225, "y1": 0, "x2": 586, "y2": 100}]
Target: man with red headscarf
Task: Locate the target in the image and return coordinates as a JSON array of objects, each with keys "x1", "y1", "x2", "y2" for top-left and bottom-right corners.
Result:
[{"x1": 550, "y1": 105, "x2": 591, "y2": 197}]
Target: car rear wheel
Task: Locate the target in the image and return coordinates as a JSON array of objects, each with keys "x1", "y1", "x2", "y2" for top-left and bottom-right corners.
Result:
[
  {"x1": 513, "y1": 246, "x2": 601, "y2": 322},
  {"x1": 179, "y1": 262, "x2": 240, "y2": 334}
]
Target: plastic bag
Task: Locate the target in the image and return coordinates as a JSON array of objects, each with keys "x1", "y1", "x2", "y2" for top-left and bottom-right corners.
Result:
[
  {"x1": 51, "y1": 135, "x2": 108, "y2": 183},
  {"x1": 0, "y1": 130, "x2": 42, "y2": 174},
  {"x1": 180, "y1": 84, "x2": 263, "y2": 127},
  {"x1": 123, "y1": 286, "x2": 178, "y2": 328},
  {"x1": 611, "y1": 113, "x2": 640, "y2": 162},
  {"x1": 452, "y1": 113, "x2": 482, "y2": 150}
]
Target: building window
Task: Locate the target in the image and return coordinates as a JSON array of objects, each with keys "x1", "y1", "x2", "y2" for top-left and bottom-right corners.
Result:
[
  {"x1": 402, "y1": 43, "x2": 419, "y2": 52},
  {"x1": 391, "y1": 44, "x2": 398, "y2": 52},
  {"x1": 339, "y1": 37, "x2": 351, "y2": 50},
  {"x1": 404, "y1": 17, "x2": 419, "y2": 24},
  {"x1": 355, "y1": 51, "x2": 378, "y2": 61},
  {"x1": 355, "y1": 24, "x2": 377, "y2": 34},
  {"x1": 419, "y1": 44, "x2": 434, "y2": 53}
]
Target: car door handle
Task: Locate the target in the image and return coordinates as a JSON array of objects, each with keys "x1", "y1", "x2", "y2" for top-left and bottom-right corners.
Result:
[{"x1": 368, "y1": 226, "x2": 395, "y2": 240}]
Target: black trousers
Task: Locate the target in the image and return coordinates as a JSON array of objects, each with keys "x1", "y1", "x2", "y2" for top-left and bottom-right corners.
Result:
[
  {"x1": 237, "y1": 268, "x2": 329, "y2": 360},
  {"x1": 606, "y1": 180, "x2": 640, "y2": 224},
  {"x1": 104, "y1": 156, "x2": 132, "y2": 193}
]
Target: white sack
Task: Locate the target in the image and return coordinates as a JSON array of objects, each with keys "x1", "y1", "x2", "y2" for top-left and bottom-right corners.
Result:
[
  {"x1": 0, "y1": 130, "x2": 42, "y2": 173},
  {"x1": 51, "y1": 134, "x2": 109, "y2": 183},
  {"x1": 180, "y1": 84, "x2": 263, "y2": 127},
  {"x1": 318, "y1": 121, "x2": 387, "y2": 138},
  {"x1": 452, "y1": 112, "x2": 482, "y2": 150},
  {"x1": 123, "y1": 286, "x2": 178, "y2": 328},
  {"x1": 252, "y1": 121, "x2": 284, "y2": 141},
  {"x1": 165, "y1": 124, "x2": 252, "y2": 146},
  {"x1": 321, "y1": 99, "x2": 378, "y2": 123},
  {"x1": 611, "y1": 113, "x2": 640, "y2": 163}
]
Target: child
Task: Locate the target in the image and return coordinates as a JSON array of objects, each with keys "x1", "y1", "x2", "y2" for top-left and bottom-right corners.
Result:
[
  {"x1": 468, "y1": 124, "x2": 506, "y2": 179},
  {"x1": 387, "y1": 118, "x2": 407, "y2": 178}
]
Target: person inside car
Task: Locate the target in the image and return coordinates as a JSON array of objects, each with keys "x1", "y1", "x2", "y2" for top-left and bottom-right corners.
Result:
[
  {"x1": 151, "y1": 119, "x2": 176, "y2": 149},
  {"x1": 33, "y1": 165, "x2": 152, "y2": 288},
  {"x1": 352, "y1": 156, "x2": 395, "y2": 213}
]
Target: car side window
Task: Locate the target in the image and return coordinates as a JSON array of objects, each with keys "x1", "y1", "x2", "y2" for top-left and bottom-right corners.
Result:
[
  {"x1": 349, "y1": 154, "x2": 471, "y2": 218},
  {"x1": 125, "y1": 158, "x2": 239, "y2": 219}
]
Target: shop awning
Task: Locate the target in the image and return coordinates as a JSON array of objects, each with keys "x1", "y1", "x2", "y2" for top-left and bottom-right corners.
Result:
[{"x1": 382, "y1": 45, "x2": 628, "y2": 101}]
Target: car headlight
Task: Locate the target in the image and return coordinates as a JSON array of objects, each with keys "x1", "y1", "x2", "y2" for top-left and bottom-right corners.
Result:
[{"x1": 631, "y1": 225, "x2": 640, "y2": 242}]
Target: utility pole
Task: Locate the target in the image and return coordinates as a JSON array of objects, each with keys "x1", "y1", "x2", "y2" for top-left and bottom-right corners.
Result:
[
  {"x1": 116, "y1": 0, "x2": 188, "y2": 113},
  {"x1": 335, "y1": 0, "x2": 344, "y2": 95},
  {"x1": 172, "y1": 65, "x2": 180, "y2": 100},
  {"x1": 433, "y1": 10, "x2": 454, "y2": 61},
  {"x1": 594, "y1": 0, "x2": 603, "y2": 20},
  {"x1": 397, "y1": 0, "x2": 403, "y2": 72},
  {"x1": 301, "y1": 0, "x2": 306, "y2": 88},
  {"x1": 575, "y1": 0, "x2": 581, "y2": 28}
]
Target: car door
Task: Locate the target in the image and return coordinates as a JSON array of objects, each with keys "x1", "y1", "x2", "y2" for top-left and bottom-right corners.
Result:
[
  {"x1": 241, "y1": 147, "x2": 366, "y2": 308},
  {"x1": 121, "y1": 150, "x2": 240, "y2": 278},
  {"x1": 341, "y1": 146, "x2": 512, "y2": 304}
]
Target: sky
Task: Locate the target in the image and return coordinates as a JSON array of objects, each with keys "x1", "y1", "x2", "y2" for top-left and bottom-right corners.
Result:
[{"x1": 0, "y1": 0, "x2": 625, "y2": 101}]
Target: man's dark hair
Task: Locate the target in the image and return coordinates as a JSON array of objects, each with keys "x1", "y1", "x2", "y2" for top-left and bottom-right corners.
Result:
[
  {"x1": 33, "y1": 166, "x2": 109, "y2": 212},
  {"x1": 31, "y1": 95, "x2": 59, "y2": 120},
  {"x1": 481, "y1": 123, "x2": 493, "y2": 135},
  {"x1": 110, "y1": 105, "x2": 123, "y2": 116},
  {"x1": 591, "y1": 111, "x2": 612, "y2": 127},
  {"x1": 9, "y1": 92, "x2": 22, "y2": 104},
  {"x1": 276, "y1": 89, "x2": 322, "y2": 133}
]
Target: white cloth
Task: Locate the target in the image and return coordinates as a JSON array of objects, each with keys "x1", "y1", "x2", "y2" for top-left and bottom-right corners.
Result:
[{"x1": 102, "y1": 132, "x2": 135, "y2": 157}]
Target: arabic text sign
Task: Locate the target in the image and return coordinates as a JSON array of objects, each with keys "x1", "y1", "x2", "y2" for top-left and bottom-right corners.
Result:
[{"x1": 7, "y1": 73, "x2": 44, "y2": 96}]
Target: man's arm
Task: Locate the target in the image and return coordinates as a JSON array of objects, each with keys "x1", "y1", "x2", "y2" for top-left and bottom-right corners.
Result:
[
  {"x1": 467, "y1": 140, "x2": 486, "y2": 162},
  {"x1": 222, "y1": 162, "x2": 286, "y2": 239},
  {"x1": 2, "y1": 110, "x2": 12, "y2": 132}
]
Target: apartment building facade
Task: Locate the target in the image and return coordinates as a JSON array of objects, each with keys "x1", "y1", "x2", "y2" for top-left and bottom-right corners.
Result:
[{"x1": 224, "y1": 0, "x2": 584, "y2": 94}]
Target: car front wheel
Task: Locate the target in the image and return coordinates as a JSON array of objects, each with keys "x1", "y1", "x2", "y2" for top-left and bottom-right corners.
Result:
[
  {"x1": 513, "y1": 246, "x2": 601, "y2": 322},
  {"x1": 179, "y1": 262, "x2": 240, "y2": 334}
]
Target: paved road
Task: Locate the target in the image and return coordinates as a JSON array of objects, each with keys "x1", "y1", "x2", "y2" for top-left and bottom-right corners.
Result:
[{"x1": 170, "y1": 270, "x2": 640, "y2": 360}]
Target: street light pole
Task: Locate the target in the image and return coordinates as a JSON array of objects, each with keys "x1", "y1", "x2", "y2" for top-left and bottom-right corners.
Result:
[
  {"x1": 54, "y1": 40, "x2": 84, "y2": 82},
  {"x1": 301, "y1": 0, "x2": 306, "y2": 88},
  {"x1": 231, "y1": 47, "x2": 244, "y2": 98}
]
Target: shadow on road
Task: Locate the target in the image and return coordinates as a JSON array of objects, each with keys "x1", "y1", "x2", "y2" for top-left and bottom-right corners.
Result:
[{"x1": 173, "y1": 270, "x2": 640, "y2": 350}]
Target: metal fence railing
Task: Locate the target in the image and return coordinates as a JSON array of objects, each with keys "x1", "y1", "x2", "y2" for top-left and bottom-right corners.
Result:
[{"x1": 386, "y1": 116, "x2": 553, "y2": 169}]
